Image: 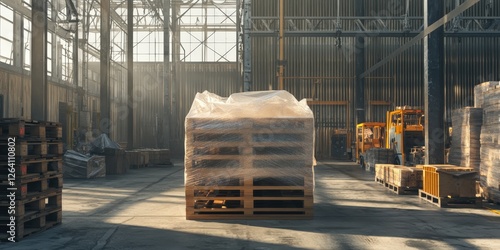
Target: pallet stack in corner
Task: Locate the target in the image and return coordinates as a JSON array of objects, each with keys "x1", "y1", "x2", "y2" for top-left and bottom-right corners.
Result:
[
  {"x1": 476, "y1": 81, "x2": 500, "y2": 203},
  {"x1": 0, "y1": 119, "x2": 63, "y2": 241},
  {"x1": 184, "y1": 91, "x2": 315, "y2": 220},
  {"x1": 449, "y1": 107, "x2": 482, "y2": 171}
]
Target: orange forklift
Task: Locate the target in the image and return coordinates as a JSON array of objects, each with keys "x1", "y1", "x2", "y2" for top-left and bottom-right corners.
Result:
[{"x1": 356, "y1": 122, "x2": 386, "y2": 168}]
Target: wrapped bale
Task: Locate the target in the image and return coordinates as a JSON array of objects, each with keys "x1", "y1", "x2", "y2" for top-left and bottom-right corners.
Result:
[
  {"x1": 449, "y1": 107, "x2": 482, "y2": 171},
  {"x1": 364, "y1": 148, "x2": 395, "y2": 172},
  {"x1": 474, "y1": 81, "x2": 499, "y2": 108},
  {"x1": 184, "y1": 90, "x2": 315, "y2": 219},
  {"x1": 478, "y1": 83, "x2": 500, "y2": 203}
]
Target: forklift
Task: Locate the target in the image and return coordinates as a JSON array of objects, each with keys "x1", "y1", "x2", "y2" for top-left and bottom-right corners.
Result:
[
  {"x1": 356, "y1": 122, "x2": 386, "y2": 168},
  {"x1": 385, "y1": 107, "x2": 425, "y2": 165}
]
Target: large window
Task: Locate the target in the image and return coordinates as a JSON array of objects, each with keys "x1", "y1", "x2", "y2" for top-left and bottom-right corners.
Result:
[{"x1": 0, "y1": 3, "x2": 14, "y2": 65}]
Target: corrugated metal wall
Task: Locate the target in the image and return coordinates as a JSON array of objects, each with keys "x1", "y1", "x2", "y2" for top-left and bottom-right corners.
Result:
[
  {"x1": 170, "y1": 62, "x2": 241, "y2": 156},
  {"x1": 250, "y1": 0, "x2": 500, "y2": 159}
]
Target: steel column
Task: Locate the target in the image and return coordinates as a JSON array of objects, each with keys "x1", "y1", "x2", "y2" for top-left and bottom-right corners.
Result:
[
  {"x1": 355, "y1": 0, "x2": 365, "y2": 125},
  {"x1": 278, "y1": 0, "x2": 285, "y2": 90},
  {"x1": 424, "y1": 0, "x2": 445, "y2": 164},
  {"x1": 163, "y1": 0, "x2": 171, "y2": 149},
  {"x1": 127, "y1": 0, "x2": 134, "y2": 149},
  {"x1": 243, "y1": 0, "x2": 252, "y2": 91},
  {"x1": 13, "y1": 12, "x2": 23, "y2": 68},
  {"x1": 31, "y1": 0, "x2": 48, "y2": 121},
  {"x1": 100, "y1": 0, "x2": 111, "y2": 135}
]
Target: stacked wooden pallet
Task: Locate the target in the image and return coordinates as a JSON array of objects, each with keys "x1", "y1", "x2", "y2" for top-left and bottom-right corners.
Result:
[
  {"x1": 375, "y1": 164, "x2": 422, "y2": 195},
  {"x1": 449, "y1": 107, "x2": 482, "y2": 171},
  {"x1": 0, "y1": 119, "x2": 63, "y2": 242},
  {"x1": 476, "y1": 82, "x2": 500, "y2": 203},
  {"x1": 418, "y1": 164, "x2": 480, "y2": 208},
  {"x1": 184, "y1": 91, "x2": 315, "y2": 220}
]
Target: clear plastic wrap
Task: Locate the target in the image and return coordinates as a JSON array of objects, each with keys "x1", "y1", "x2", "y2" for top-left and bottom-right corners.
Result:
[
  {"x1": 449, "y1": 107, "x2": 482, "y2": 171},
  {"x1": 478, "y1": 84, "x2": 500, "y2": 202},
  {"x1": 89, "y1": 133, "x2": 121, "y2": 155},
  {"x1": 184, "y1": 90, "x2": 315, "y2": 219}
]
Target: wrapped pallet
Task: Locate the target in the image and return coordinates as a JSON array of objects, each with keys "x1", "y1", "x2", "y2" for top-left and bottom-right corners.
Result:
[
  {"x1": 184, "y1": 90, "x2": 315, "y2": 219},
  {"x1": 449, "y1": 107, "x2": 482, "y2": 171},
  {"x1": 474, "y1": 81, "x2": 499, "y2": 108},
  {"x1": 364, "y1": 148, "x2": 395, "y2": 172},
  {"x1": 477, "y1": 82, "x2": 500, "y2": 203}
]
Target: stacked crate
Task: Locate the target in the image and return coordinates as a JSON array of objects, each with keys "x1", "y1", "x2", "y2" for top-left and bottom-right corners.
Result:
[
  {"x1": 476, "y1": 82, "x2": 500, "y2": 203},
  {"x1": 418, "y1": 164, "x2": 480, "y2": 207},
  {"x1": 0, "y1": 119, "x2": 63, "y2": 241},
  {"x1": 184, "y1": 91, "x2": 315, "y2": 220},
  {"x1": 449, "y1": 107, "x2": 482, "y2": 171},
  {"x1": 374, "y1": 164, "x2": 422, "y2": 194}
]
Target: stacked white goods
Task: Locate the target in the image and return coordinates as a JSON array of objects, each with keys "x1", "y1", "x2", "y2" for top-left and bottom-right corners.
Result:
[
  {"x1": 449, "y1": 107, "x2": 482, "y2": 171},
  {"x1": 474, "y1": 81, "x2": 499, "y2": 108},
  {"x1": 476, "y1": 82, "x2": 500, "y2": 203}
]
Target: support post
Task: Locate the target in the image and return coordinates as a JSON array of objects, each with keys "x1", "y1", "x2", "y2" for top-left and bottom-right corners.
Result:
[
  {"x1": 243, "y1": 0, "x2": 252, "y2": 91},
  {"x1": 127, "y1": 0, "x2": 134, "y2": 149},
  {"x1": 163, "y1": 0, "x2": 171, "y2": 149},
  {"x1": 355, "y1": 0, "x2": 365, "y2": 125},
  {"x1": 31, "y1": 0, "x2": 48, "y2": 121},
  {"x1": 100, "y1": 0, "x2": 111, "y2": 135},
  {"x1": 424, "y1": 0, "x2": 445, "y2": 164},
  {"x1": 278, "y1": 0, "x2": 285, "y2": 90}
]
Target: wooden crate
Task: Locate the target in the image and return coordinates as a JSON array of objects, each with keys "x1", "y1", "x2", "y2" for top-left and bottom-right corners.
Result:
[
  {"x1": 185, "y1": 118, "x2": 314, "y2": 220},
  {"x1": 419, "y1": 164, "x2": 477, "y2": 198},
  {"x1": 387, "y1": 166, "x2": 423, "y2": 189}
]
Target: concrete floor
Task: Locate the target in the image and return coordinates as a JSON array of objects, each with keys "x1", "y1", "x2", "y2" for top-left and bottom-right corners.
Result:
[{"x1": 3, "y1": 160, "x2": 500, "y2": 250}]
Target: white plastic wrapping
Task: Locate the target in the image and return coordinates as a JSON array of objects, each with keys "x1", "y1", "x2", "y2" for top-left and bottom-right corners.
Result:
[
  {"x1": 449, "y1": 107, "x2": 482, "y2": 171},
  {"x1": 476, "y1": 83, "x2": 500, "y2": 202},
  {"x1": 184, "y1": 90, "x2": 315, "y2": 219}
]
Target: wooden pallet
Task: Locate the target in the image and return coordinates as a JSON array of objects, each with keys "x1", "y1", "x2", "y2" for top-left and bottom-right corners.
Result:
[
  {"x1": 418, "y1": 190, "x2": 482, "y2": 208},
  {"x1": 43, "y1": 121, "x2": 62, "y2": 140},
  {"x1": 0, "y1": 119, "x2": 45, "y2": 139},
  {"x1": 0, "y1": 174, "x2": 63, "y2": 199},
  {"x1": 0, "y1": 140, "x2": 48, "y2": 160},
  {"x1": 185, "y1": 117, "x2": 314, "y2": 220},
  {"x1": 186, "y1": 185, "x2": 313, "y2": 220},
  {"x1": 46, "y1": 141, "x2": 63, "y2": 157},
  {"x1": 0, "y1": 158, "x2": 62, "y2": 178},
  {"x1": 375, "y1": 177, "x2": 418, "y2": 195},
  {"x1": 0, "y1": 208, "x2": 62, "y2": 241},
  {"x1": 0, "y1": 190, "x2": 62, "y2": 218}
]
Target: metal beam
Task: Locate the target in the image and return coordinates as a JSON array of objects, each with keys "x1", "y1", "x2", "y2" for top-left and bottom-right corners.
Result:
[
  {"x1": 424, "y1": 0, "x2": 445, "y2": 164},
  {"x1": 163, "y1": 0, "x2": 171, "y2": 150},
  {"x1": 243, "y1": 0, "x2": 252, "y2": 91},
  {"x1": 277, "y1": 0, "x2": 285, "y2": 90},
  {"x1": 100, "y1": 0, "x2": 111, "y2": 135},
  {"x1": 1, "y1": 0, "x2": 71, "y2": 39},
  {"x1": 359, "y1": 0, "x2": 480, "y2": 78},
  {"x1": 127, "y1": 0, "x2": 134, "y2": 149},
  {"x1": 31, "y1": 0, "x2": 47, "y2": 121},
  {"x1": 355, "y1": 0, "x2": 365, "y2": 126},
  {"x1": 249, "y1": 31, "x2": 500, "y2": 37}
]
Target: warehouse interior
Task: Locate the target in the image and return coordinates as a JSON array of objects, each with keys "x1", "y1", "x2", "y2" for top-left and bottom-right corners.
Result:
[{"x1": 1, "y1": 0, "x2": 500, "y2": 248}]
